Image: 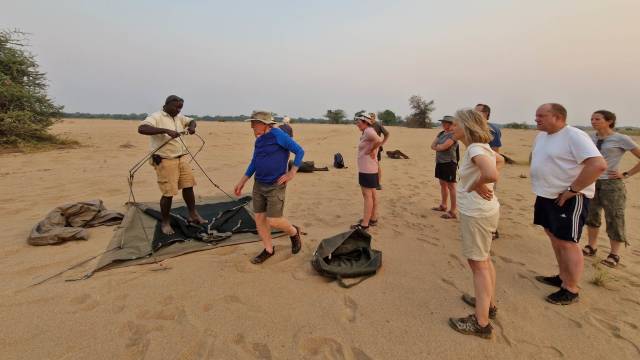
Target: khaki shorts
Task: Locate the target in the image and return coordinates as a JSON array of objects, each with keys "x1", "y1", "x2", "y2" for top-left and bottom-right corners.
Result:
[
  {"x1": 585, "y1": 179, "x2": 627, "y2": 244},
  {"x1": 153, "y1": 156, "x2": 196, "y2": 197},
  {"x1": 252, "y1": 181, "x2": 286, "y2": 218},
  {"x1": 460, "y1": 212, "x2": 499, "y2": 261}
]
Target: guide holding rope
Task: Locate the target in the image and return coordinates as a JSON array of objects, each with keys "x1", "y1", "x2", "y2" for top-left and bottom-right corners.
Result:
[{"x1": 138, "y1": 95, "x2": 207, "y2": 235}]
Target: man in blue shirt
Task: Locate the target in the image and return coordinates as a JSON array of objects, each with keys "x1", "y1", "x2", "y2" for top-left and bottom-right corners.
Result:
[
  {"x1": 234, "y1": 111, "x2": 305, "y2": 264},
  {"x1": 475, "y1": 104, "x2": 502, "y2": 152}
]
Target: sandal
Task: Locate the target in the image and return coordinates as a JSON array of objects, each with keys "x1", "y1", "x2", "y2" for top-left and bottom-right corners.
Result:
[
  {"x1": 441, "y1": 211, "x2": 457, "y2": 219},
  {"x1": 601, "y1": 253, "x2": 620, "y2": 268},
  {"x1": 358, "y1": 218, "x2": 378, "y2": 226},
  {"x1": 582, "y1": 245, "x2": 597, "y2": 257},
  {"x1": 431, "y1": 205, "x2": 447, "y2": 212},
  {"x1": 350, "y1": 223, "x2": 370, "y2": 231}
]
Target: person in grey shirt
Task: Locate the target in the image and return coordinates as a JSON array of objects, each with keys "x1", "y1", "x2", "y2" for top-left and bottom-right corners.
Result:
[
  {"x1": 583, "y1": 110, "x2": 640, "y2": 267},
  {"x1": 430, "y1": 115, "x2": 459, "y2": 219}
]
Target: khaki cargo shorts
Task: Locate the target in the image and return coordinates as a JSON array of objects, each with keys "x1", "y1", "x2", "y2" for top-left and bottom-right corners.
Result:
[
  {"x1": 252, "y1": 181, "x2": 286, "y2": 218},
  {"x1": 153, "y1": 156, "x2": 196, "y2": 197},
  {"x1": 585, "y1": 179, "x2": 627, "y2": 244},
  {"x1": 460, "y1": 212, "x2": 500, "y2": 261}
]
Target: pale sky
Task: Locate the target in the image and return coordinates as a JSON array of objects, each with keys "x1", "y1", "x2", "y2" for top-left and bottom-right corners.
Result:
[{"x1": 3, "y1": 0, "x2": 640, "y2": 126}]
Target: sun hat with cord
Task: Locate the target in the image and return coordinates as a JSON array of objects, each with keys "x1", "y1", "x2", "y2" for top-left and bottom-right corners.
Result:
[
  {"x1": 245, "y1": 110, "x2": 276, "y2": 125},
  {"x1": 355, "y1": 112, "x2": 374, "y2": 125}
]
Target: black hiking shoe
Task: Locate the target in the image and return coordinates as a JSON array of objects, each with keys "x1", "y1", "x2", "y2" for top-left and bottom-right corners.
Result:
[
  {"x1": 448, "y1": 314, "x2": 493, "y2": 339},
  {"x1": 251, "y1": 248, "x2": 274, "y2": 264},
  {"x1": 461, "y1": 293, "x2": 497, "y2": 319},
  {"x1": 545, "y1": 288, "x2": 579, "y2": 305},
  {"x1": 535, "y1": 275, "x2": 563, "y2": 288},
  {"x1": 290, "y1": 225, "x2": 302, "y2": 254}
]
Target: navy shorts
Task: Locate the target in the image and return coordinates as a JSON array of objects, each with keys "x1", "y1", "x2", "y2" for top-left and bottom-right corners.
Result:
[
  {"x1": 534, "y1": 195, "x2": 589, "y2": 242},
  {"x1": 359, "y1": 172, "x2": 379, "y2": 189},
  {"x1": 435, "y1": 161, "x2": 457, "y2": 183}
]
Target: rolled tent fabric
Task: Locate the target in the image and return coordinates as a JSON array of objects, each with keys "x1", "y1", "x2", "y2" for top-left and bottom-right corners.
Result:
[{"x1": 28, "y1": 200, "x2": 124, "y2": 246}]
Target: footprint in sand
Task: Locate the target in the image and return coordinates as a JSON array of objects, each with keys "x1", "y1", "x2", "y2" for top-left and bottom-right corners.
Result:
[
  {"x1": 343, "y1": 295, "x2": 358, "y2": 323},
  {"x1": 70, "y1": 293, "x2": 100, "y2": 312},
  {"x1": 120, "y1": 321, "x2": 164, "y2": 360},
  {"x1": 497, "y1": 255, "x2": 526, "y2": 266},
  {"x1": 416, "y1": 236, "x2": 441, "y2": 248},
  {"x1": 298, "y1": 336, "x2": 347, "y2": 360},
  {"x1": 440, "y1": 277, "x2": 462, "y2": 292},
  {"x1": 111, "y1": 294, "x2": 128, "y2": 314},
  {"x1": 448, "y1": 253, "x2": 466, "y2": 270},
  {"x1": 230, "y1": 333, "x2": 273, "y2": 360},
  {"x1": 136, "y1": 296, "x2": 187, "y2": 323},
  {"x1": 175, "y1": 328, "x2": 217, "y2": 360},
  {"x1": 517, "y1": 272, "x2": 540, "y2": 289}
]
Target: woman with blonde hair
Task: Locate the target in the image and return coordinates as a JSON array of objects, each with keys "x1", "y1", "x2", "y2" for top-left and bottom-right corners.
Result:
[
  {"x1": 352, "y1": 112, "x2": 383, "y2": 230},
  {"x1": 448, "y1": 108, "x2": 503, "y2": 339}
]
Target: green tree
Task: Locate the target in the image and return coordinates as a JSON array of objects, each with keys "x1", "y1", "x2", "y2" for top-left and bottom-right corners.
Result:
[
  {"x1": 325, "y1": 109, "x2": 346, "y2": 124},
  {"x1": 405, "y1": 95, "x2": 435, "y2": 128},
  {"x1": 0, "y1": 30, "x2": 66, "y2": 147},
  {"x1": 377, "y1": 109, "x2": 397, "y2": 126}
]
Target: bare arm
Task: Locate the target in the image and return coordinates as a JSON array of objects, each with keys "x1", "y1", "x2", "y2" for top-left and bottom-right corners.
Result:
[
  {"x1": 556, "y1": 156, "x2": 607, "y2": 206},
  {"x1": 138, "y1": 124, "x2": 180, "y2": 138},
  {"x1": 381, "y1": 132, "x2": 390, "y2": 146},
  {"x1": 186, "y1": 120, "x2": 196, "y2": 134},
  {"x1": 610, "y1": 147, "x2": 640, "y2": 179},
  {"x1": 468, "y1": 154, "x2": 499, "y2": 200},
  {"x1": 433, "y1": 139, "x2": 454, "y2": 152}
]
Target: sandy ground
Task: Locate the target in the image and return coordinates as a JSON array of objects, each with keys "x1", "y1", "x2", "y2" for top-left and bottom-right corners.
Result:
[{"x1": 0, "y1": 119, "x2": 639, "y2": 360}]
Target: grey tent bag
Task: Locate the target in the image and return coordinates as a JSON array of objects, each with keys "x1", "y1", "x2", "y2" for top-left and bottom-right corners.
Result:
[{"x1": 311, "y1": 228, "x2": 382, "y2": 288}]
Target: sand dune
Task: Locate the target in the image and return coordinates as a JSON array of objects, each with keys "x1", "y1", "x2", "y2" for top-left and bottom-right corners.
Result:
[{"x1": 0, "y1": 119, "x2": 639, "y2": 359}]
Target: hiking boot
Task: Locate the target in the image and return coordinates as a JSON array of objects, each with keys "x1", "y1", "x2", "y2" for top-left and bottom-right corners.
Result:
[
  {"x1": 545, "y1": 288, "x2": 579, "y2": 305},
  {"x1": 461, "y1": 293, "x2": 497, "y2": 319},
  {"x1": 448, "y1": 314, "x2": 493, "y2": 339},
  {"x1": 251, "y1": 248, "x2": 274, "y2": 264},
  {"x1": 535, "y1": 275, "x2": 563, "y2": 288},
  {"x1": 290, "y1": 225, "x2": 302, "y2": 254}
]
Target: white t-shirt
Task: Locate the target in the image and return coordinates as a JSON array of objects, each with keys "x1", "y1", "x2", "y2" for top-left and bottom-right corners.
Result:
[
  {"x1": 530, "y1": 126, "x2": 602, "y2": 199},
  {"x1": 456, "y1": 143, "x2": 500, "y2": 217}
]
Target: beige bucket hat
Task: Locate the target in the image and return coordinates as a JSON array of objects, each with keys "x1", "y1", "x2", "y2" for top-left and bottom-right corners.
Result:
[{"x1": 245, "y1": 110, "x2": 276, "y2": 125}]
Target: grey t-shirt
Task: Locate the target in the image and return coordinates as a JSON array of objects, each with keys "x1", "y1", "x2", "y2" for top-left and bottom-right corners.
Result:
[
  {"x1": 435, "y1": 131, "x2": 458, "y2": 163},
  {"x1": 591, "y1": 132, "x2": 638, "y2": 179}
]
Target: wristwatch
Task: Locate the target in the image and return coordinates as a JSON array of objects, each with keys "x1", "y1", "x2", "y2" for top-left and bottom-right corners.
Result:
[
  {"x1": 623, "y1": 172, "x2": 629, "y2": 178},
  {"x1": 567, "y1": 186, "x2": 579, "y2": 194}
]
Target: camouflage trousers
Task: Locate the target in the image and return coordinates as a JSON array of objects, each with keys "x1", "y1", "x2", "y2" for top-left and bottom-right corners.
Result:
[{"x1": 585, "y1": 179, "x2": 627, "y2": 245}]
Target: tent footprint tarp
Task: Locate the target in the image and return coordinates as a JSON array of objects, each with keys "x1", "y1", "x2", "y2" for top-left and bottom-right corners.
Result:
[{"x1": 92, "y1": 196, "x2": 261, "y2": 273}]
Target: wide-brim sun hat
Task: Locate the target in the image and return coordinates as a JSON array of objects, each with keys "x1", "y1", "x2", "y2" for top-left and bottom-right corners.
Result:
[
  {"x1": 245, "y1": 110, "x2": 276, "y2": 125},
  {"x1": 355, "y1": 113, "x2": 374, "y2": 125}
]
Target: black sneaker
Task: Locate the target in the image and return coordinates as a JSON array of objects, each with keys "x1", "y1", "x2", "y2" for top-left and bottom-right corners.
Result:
[
  {"x1": 461, "y1": 293, "x2": 497, "y2": 319},
  {"x1": 546, "y1": 288, "x2": 579, "y2": 305},
  {"x1": 535, "y1": 275, "x2": 563, "y2": 287},
  {"x1": 290, "y1": 225, "x2": 302, "y2": 254},
  {"x1": 448, "y1": 314, "x2": 493, "y2": 339},
  {"x1": 251, "y1": 248, "x2": 274, "y2": 264}
]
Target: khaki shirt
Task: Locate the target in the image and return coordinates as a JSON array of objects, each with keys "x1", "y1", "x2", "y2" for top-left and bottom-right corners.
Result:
[{"x1": 141, "y1": 111, "x2": 192, "y2": 158}]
